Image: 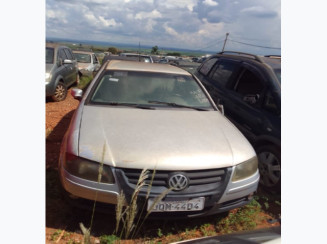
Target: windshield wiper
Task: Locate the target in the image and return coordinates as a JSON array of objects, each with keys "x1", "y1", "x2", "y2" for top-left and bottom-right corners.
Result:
[
  {"x1": 148, "y1": 100, "x2": 208, "y2": 111},
  {"x1": 93, "y1": 101, "x2": 155, "y2": 110}
]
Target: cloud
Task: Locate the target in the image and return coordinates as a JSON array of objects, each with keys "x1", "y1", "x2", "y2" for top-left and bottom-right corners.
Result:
[
  {"x1": 135, "y1": 9, "x2": 162, "y2": 20},
  {"x1": 203, "y1": 0, "x2": 218, "y2": 7},
  {"x1": 240, "y1": 6, "x2": 277, "y2": 18},
  {"x1": 46, "y1": 0, "x2": 280, "y2": 53},
  {"x1": 98, "y1": 16, "x2": 119, "y2": 27}
]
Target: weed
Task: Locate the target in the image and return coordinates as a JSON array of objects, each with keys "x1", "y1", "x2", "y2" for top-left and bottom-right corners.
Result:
[
  {"x1": 157, "y1": 228, "x2": 163, "y2": 238},
  {"x1": 50, "y1": 229, "x2": 62, "y2": 241},
  {"x1": 99, "y1": 234, "x2": 120, "y2": 244},
  {"x1": 216, "y1": 199, "x2": 262, "y2": 234},
  {"x1": 77, "y1": 75, "x2": 93, "y2": 90},
  {"x1": 114, "y1": 168, "x2": 149, "y2": 239},
  {"x1": 46, "y1": 127, "x2": 53, "y2": 138},
  {"x1": 79, "y1": 144, "x2": 107, "y2": 244}
]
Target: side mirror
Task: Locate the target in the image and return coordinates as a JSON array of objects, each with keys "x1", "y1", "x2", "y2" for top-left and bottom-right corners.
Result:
[
  {"x1": 243, "y1": 94, "x2": 260, "y2": 105},
  {"x1": 71, "y1": 88, "x2": 83, "y2": 101}
]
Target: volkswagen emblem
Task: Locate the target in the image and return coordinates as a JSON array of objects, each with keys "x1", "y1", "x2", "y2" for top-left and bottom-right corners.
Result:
[{"x1": 168, "y1": 174, "x2": 189, "y2": 191}]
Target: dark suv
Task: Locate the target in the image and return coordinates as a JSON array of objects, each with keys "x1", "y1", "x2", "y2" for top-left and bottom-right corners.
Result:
[
  {"x1": 194, "y1": 51, "x2": 281, "y2": 191},
  {"x1": 46, "y1": 43, "x2": 78, "y2": 102}
]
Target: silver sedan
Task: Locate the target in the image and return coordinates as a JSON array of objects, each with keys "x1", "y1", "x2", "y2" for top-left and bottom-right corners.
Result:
[{"x1": 59, "y1": 60, "x2": 259, "y2": 217}]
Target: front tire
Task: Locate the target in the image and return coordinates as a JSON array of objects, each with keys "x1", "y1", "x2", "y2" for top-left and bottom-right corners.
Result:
[
  {"x1": 52, "y1": 82, "x2": 67, "y2": 102},
  {"x1": 256, "y1": 145, "x2": 281, "y2": 192}
]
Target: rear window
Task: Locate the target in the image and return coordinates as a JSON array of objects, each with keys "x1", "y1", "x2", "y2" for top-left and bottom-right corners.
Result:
[
  {"x1": 90, "y1": 71, "x2": 213, "y2": 109},
  {"x1": 198, "y1": 58, "x2": 218, "y2": 76}
]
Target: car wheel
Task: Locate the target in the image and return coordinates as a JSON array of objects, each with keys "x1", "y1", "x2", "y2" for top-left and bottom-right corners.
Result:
[
  {"x1": 52, "y1": 82, "x2": 67, "y2": 102},
  {"x1": 256, "y1": 145, "x2": 281, "y2": 192}
]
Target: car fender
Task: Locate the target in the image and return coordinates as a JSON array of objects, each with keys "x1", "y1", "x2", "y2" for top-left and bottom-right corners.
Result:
[{"x1": 253, "y1": 135, "x2": 280, "y2": 148}]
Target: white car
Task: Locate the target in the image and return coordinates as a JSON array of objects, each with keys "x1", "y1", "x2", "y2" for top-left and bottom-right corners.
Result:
[
  {"x1": 73, "y1": 50, "x2": 101, "y2": 77},
  {"x1": 59, "y1": 60, "x2": 259, "y2": 218}
]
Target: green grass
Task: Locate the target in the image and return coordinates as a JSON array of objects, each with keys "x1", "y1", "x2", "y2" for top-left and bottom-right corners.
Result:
[
  {"x1": 77, "y1": 75, "x2": 93, "y2": 90},
  {"x1": 50, "y1": 229, "x2": 63, "y2": 241},
  {"x1": 216, "y1": 199, "x2": 262, "y2": 234},
  {"x1": 99, "y1": 234, "x2": 120, "y2": 244}
]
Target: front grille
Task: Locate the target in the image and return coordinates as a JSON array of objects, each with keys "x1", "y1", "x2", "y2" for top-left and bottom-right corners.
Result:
[{"x1": 119, "y1": 168, "x2": 227, "y2": 188}]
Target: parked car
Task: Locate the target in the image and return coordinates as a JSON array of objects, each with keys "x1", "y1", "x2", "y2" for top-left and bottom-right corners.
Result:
[
  {"x1": 194, "y1": 51, "x2": 281, "y2": 191},
  {"x1": 158, "y1": 58, "x2": 169, "y2": 64},
  {"x1": 73, "y1": 50, "x2": 101, "y2": 77},
  {"x1": 59, "y1": 60, "x2": 259, "y2": 218},
  {"x1": 119, "y1": 52, "x2": 154, "y2": 63},
  {"x1": 46, "y1": 43, "x2": 78, "y2": 102}
]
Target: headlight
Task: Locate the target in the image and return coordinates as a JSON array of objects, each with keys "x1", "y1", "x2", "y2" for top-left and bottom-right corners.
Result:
[
  {"x1": 64, "y1": 153, "x2": 115, "y2": 183},
  {"x1": 45, "y1": 73, "x2": 51, "y2": 80},
  {"x1": 232, "y1": 157, "x2": 258, "y2": 182}
]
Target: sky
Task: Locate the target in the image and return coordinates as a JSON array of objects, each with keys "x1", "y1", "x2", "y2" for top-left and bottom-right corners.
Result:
[{"x1": 46, "y1": 0, "x2": 281, "y2": 55}]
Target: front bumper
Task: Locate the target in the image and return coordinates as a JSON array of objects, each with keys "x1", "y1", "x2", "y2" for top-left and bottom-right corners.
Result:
[{"x1": 59, "y1": 165, "x2": 259, "y2": 218}]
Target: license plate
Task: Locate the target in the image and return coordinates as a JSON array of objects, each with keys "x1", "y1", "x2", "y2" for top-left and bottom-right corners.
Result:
[{"x1": 147, "y1": 197, "x2": 205, "y2": 212}]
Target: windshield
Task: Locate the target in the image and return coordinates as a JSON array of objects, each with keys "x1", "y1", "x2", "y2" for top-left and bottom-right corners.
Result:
[
  {"x1": 74, "y1": 53, "x2": 91, "y2": 63},
  {"x1": 46, "y1": 47, "x2": 54, "y2": 64},
  {"x1": 90, "y1": 71, "x2": 213, "y2": 109}
]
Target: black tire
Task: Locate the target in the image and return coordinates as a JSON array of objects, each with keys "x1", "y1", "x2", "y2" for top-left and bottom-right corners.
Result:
[
  {"x1": 256, "y1": 145, "x2": 281, "y2": 192},
  {"x1": 51, "y1": 82, "x2": 67, "y2": 102}
]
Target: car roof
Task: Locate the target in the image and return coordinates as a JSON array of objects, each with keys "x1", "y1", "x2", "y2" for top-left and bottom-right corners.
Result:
[
  {"x1": 120, "y1": 53, "x2": 151, "y2": 57},
  {"x1": 215, "y1": 51, "x2": 281, "y2": 69},
  {"x1": 105, "y1": 60, "x2": 191, "y2": 75},
  {"x1": 73, "y1": 50, "x2": 94, "y2": 54}
]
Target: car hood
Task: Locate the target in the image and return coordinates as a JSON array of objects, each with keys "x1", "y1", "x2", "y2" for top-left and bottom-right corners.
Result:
[
  {"x1": 77, "y1": 63, "x2": 91, "y2": 69},
  {"x1": 78, "y1": 106, "x2": 255, "y2": 170}
]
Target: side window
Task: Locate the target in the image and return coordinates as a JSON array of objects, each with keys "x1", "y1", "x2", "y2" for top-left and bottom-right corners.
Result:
[
  {"x1": 211, "y1": 61, "x2": 239, "y2": 87},
  {"x1": 64, "y1": 48, "x2": 74, "y2": 60},
  {"x1": 198, "y1": 58, "x2": 218, "y2": 76},
  {"x1": 234, "y1": 69, "x2": 264, "y2": 96},
  {"x1": 92, "y1": 54, "x2": 98, "y2": 63},
  {"x1": 58, "y1": 49, "x2": 68, "y2": 60},
  {"x1": 263, "y1": 90, "x2": 280, "y2": 115}
]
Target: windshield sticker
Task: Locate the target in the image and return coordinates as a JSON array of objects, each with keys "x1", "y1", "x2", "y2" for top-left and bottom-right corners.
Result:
[
  {"x1": 109, "y1": 78, "x2": 119, "y2": 82},
  {"x1": 114, "y1": 71, "x2": 128, "y2": 77}
]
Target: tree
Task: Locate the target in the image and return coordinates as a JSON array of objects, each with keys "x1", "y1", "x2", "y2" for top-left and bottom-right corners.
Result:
[
  {"x1": 108, "y1": 47, "x2": 118, "y2": 54},
  {"x1": 166, "y1": 52, "x2": 181, "y2": 57},
  {"x1": 151, "y1": 45, "x2": 159, "y2": 55}
]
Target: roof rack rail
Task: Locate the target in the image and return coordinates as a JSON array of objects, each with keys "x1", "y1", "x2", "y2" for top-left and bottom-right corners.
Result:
[
  {"x1": 218, "y1": 51, "x2": 264, "y2": 63},
  {"x1": 264, "y1": 55, "x2": 281, "y2": 59}
]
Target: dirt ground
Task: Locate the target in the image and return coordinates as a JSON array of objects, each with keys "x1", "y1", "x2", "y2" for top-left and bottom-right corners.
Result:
[{"x1": 45, "y1": 90, "x2": 280, "y2": 243}]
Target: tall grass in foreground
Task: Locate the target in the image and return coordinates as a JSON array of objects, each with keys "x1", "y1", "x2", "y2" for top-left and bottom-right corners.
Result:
[
  {"x1": 79, "y1": 145, "x2": 171, "y2": 242},
  {"x1": 114, "y1": 169, "x2": 172, "y2": 239}
]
